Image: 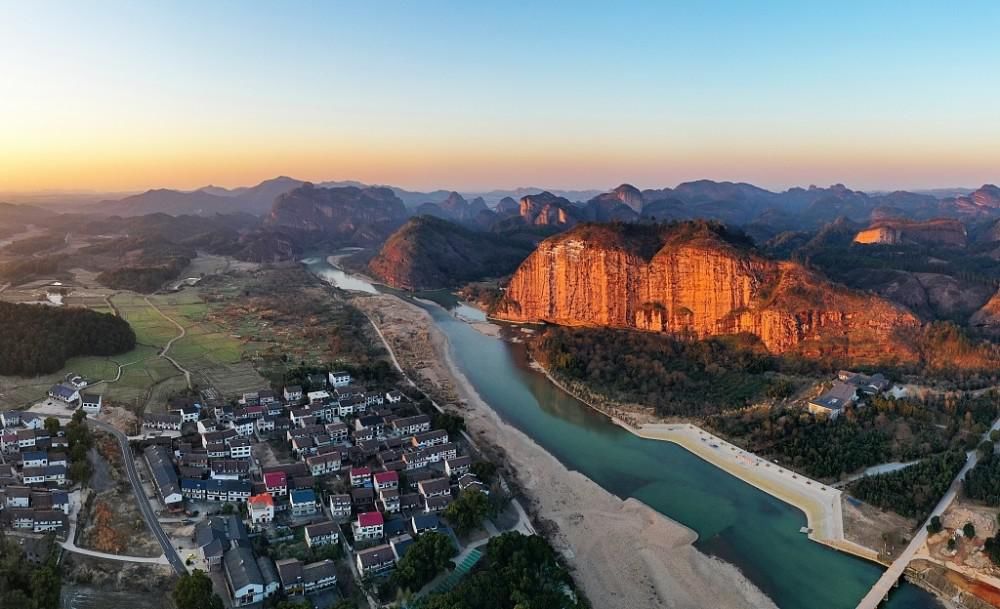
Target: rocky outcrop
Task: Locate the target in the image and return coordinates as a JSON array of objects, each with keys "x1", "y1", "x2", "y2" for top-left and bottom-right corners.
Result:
[
  {"x1": 368, "y1": 216, "x2": 534, "y2": 290},
  {"x1": 495, "y1": 222, "x2": 922, "y2": 363},
  {"x1": 971, "y1": 290, "x2": 1000, "y2": 335},
  {"x1": 854, "y1": 219, "x2": 967, "y2": 247},
  {"x1": 518, "y1": 192, "x2": 580, "y2": 227}
]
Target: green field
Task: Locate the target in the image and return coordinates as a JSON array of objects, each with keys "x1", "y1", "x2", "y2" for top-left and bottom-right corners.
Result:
[{"x1": 0, "y1": 287, "x2": 268, "y2": 414}]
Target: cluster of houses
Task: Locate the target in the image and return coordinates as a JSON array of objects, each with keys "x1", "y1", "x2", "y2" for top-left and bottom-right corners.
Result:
[
  {"x1": 0, "y1": 410, "x2": 75, "y2": 535},
  {"x1": 0, "y1": 411, "x2": 69, "y2": 486},
  {"x1": 0, "y1": 465, "x2": 70, "y2": 534},
  {"x1": 807, "y1": 370, "x2": 891, "y2": 419},
  {"x1": 136, "y1": 371, "x2": 490, "y2": 606},
  {"x1": 45, "y1": 373, "x2": 102, "y2": 414}
]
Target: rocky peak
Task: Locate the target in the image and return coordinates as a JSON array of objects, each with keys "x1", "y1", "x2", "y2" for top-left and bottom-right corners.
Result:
[
  {"x1": 613, "y1": 184, "x2": 644, "y2": 211},
  {"x1": 519, "y1": 192, "x2": 579, "y2": 227},
  {"x1": 441, "y1": 191, "x2": 468, "y2": 211},
  {"x1": 495, "y1": 196, "x2": 519, "y2": 215},
  {"x1": 971, "y1": 184, "x2": 1000, "y2": 208},
  {"x1": 469, "y1": 196, "x2": 488, "y2": 214}
]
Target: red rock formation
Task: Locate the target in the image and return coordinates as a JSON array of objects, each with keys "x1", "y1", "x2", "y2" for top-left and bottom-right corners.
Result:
[
  {"x1": 518, "y1": 192, "x2": 579, "y2": 227},
  {"x1": 495, "y1": 223, "x2": 922, "y2": 363},
  {"x1": 853, "y1": 218, "x2": 967, "y2": 247}
]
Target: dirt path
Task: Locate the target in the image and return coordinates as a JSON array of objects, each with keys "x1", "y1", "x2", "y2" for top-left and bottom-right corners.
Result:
[{"x1": 143, "y1": 296, "x2": 192, "y2": 389}]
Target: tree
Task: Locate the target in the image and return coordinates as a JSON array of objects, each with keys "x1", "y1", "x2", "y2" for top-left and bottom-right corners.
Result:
[
  {"x1": 275, "y1": 601, "x2": 313, "y2": 609},
  {"x1": 947, "y1": 537, "x2": 957, "y2": 551},
  {"x1": 30, "y1": 565, "x2": 61, "y2": 609},
  {"x1": 927, "y1": 515, "x2": 942, "y2": 534},
  {"x1": 44, "y1": 417, "x2": 61, "y2": 436},
  {"x1": 991, "y1": 429, "x2": 1000, "y2": 443},
  {"x1": 221, "y1": 502, "x2": 234, "y2": 515},
  {"x1": 422, "y1": 532, "x2": 584, "y2": 609},
  {"x1": 986, "y1": 533, "x2": 1000, "y2": 565},
  {"x1": 388, "y1": 532, "x2": 456, "y2": 595},
  {"x1": 432, "y1": 412, "x2": 466, "y2": 437},
  {"x1": 980, "y1": 441, "x2": 995, "y2": 459},
  {"x1": 0, "y1": 533, "x2": 62, "y2": 609},
  {"x1": 173, "y1": 569, "x2": 224, "y2": 609},
  {"x1": 964, "y1": 522, "x2": 977, "y2": 539},
  {"x1": 470, "y1": 461, "x2": 497, "y2": 483},
  {"x1": 443, "y1": 489, "x2": 491, "y2": 535}
]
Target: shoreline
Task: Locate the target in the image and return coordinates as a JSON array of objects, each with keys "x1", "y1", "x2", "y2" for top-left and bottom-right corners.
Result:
[
  {"x1": 527, "y1": 353, "x2": 883, "y2": 563},
  {"x1": 353, "y1": 290, "x2": 780, "y2": 609}
]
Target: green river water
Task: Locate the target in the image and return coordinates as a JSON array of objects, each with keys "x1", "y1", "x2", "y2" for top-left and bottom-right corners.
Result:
[{"x1": 306, "y1": 257, "x2": 943, "y2": 609}]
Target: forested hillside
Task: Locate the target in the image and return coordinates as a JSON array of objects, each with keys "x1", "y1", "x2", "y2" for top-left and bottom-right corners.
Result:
[{"x1": 0, "y1": 302, "x2": 136, "y2": 376}]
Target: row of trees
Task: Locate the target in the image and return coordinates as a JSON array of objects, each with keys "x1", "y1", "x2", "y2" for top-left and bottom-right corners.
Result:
[{"x1": 0, "y1": 301, "x2": 136, "y2": 376}]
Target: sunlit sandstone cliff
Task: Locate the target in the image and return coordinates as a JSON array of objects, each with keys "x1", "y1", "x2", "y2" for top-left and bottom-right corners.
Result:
[
  {"x1": 853, "y1": 218, "x2": 967, "y2": 247},
  {"x1": 494, "y1": 222, "x2": 922, "y2": 363}
]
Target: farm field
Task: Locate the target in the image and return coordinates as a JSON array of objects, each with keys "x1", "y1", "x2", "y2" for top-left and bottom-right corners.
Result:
[
  {"x1": 0, "y1": 258, "x2": 377, "y2": 415},
  {"x1": 0, "y1": 261, "x2": 271, "y2": 414}
]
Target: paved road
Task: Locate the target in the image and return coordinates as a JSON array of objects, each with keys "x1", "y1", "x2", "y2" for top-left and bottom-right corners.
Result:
[
  {"x1": 87, "y1": 418, "x2": 187, "y2": 575},
  {"x1": 856, "y1": 416, "x2": 1000, "y2": 608}
]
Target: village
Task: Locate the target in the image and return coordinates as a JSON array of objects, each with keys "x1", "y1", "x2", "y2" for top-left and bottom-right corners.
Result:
[{"x1": 0, "y1": 365, "x2": 524, "y2": 608}]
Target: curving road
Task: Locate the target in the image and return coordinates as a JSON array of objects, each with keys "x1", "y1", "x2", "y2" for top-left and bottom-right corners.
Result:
[{"x1": 86, "y1": 418, "x2": 186, "y2": 575}]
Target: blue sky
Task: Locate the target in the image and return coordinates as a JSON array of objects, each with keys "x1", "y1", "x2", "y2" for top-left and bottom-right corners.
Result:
[{"x1": 2, "y1": 1, "x2": 999, "y2": 191}]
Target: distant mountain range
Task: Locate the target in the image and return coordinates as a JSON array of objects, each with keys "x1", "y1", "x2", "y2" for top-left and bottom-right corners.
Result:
[{"x1": 54, "y1": 177, "x2": 1000, "y2": 241}]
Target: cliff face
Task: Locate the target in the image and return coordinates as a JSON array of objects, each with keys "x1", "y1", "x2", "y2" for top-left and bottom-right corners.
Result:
[
  {"x1": 853, "y1": 219, "x2": 967, "y2": 247},
  {"x1": 495, "y1": 223, "x2": 922, "y2": 363}
]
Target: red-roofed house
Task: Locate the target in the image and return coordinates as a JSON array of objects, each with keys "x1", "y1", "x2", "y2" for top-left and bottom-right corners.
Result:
[
  {"x1": 248, "y1": 494, "x2": 275, "y2": 528},
  {"x1": 372, "y1": 470, "x2": 398, "y2": 491},
  {"x1": 263, "y1": 471, "x2": 287, "y2": 497},
  {"x1": 350, "y1": 467, "x2": 371, "y2": 488},
  {"x1": 353, "y1": 511, "x2": 384, "y2": 540}
]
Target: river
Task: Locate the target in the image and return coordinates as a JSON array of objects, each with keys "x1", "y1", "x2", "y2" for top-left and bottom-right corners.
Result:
[
  {"x1": 60, "y1": 585, "x2": 173, "y2": 609},
  {"x1": 305, "y1": 256, "x2": 943, "y2": 609}
]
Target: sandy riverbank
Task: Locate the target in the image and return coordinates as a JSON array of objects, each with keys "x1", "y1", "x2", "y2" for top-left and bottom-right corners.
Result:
[{"x1": 354, "y1": 292, "x2": 778, "y2": 609}]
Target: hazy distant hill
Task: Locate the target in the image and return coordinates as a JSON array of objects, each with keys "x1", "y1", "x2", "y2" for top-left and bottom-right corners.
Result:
[
  {"x1": 369, "y1": 216, "x2": 535, "y2": 290},
  {"x1": 265, "y1": 183, "x2": 408, "y2": 245}
]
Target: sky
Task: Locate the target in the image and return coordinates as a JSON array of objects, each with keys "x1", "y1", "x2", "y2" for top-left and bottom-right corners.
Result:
[{"x1": 2, "y1": 1, "x2": 1000, "y2": 194}]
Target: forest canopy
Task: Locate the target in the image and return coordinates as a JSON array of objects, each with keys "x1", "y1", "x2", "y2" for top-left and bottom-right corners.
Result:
[
  {"x1": 0, "y1": 302, "x2": 136, "y2": 376},
  {"x1": 532, "y1": 326, "x2": 815, "y2": 416}
]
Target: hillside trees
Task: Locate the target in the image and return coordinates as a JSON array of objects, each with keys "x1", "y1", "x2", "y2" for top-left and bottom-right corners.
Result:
[{"x1": 0, "y1": 302, "x2": 135, "y2": 376}]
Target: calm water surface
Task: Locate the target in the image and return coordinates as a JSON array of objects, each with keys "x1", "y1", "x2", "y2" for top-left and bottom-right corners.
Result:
[{"x1": 307, "y1": 257, "x2": 942, "y2": 609}]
